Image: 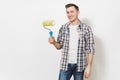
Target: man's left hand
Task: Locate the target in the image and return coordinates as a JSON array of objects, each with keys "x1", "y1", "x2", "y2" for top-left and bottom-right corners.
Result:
[{"x1": 84, "y1": 65, "x2": 91, "y2": 79}]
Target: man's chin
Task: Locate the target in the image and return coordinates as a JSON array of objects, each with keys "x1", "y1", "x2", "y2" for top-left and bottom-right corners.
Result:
[
  {"x1": 69, "y1": 20, "x2": 74, "y2": 23},
  {"x1": 69, "y1": 19, "x2": 73, "y2": 22}
]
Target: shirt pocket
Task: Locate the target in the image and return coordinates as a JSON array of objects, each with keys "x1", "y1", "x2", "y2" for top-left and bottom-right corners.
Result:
[{"x1": 78, "y1": 30, "x2": 86, "y2": 39}]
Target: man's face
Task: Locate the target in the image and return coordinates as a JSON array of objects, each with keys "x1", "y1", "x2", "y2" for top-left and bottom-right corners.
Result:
[{"x1": 66, "y1": 6, "x2": 79, "y2": 22}]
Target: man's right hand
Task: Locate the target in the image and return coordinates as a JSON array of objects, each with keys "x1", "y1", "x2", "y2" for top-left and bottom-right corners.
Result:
[
  {"x1": 48, "y1": 36, "x2": 61, "y2": 49},
  {"x1": 48, "y1": 36, "x2": 55, "y2": 44}
]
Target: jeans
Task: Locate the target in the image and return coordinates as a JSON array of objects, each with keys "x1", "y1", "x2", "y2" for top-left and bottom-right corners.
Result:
[{"x1": 58, "y1": 63, "x2": 84, "y2": 80}]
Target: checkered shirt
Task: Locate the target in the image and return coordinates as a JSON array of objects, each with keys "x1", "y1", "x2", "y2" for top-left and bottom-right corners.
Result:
[{"x1": 57, "y1": 21, "x2": 95, "y2": 72}]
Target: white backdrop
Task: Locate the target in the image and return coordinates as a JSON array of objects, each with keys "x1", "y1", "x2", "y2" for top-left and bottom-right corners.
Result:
[{"x1": 0, "y1": 0, "x2": 120, "y2": 80}]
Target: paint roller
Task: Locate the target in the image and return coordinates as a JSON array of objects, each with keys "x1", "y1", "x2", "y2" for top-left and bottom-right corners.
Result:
[{"x1": 42, "y1": 20, "x2": 55, "y2": 36}]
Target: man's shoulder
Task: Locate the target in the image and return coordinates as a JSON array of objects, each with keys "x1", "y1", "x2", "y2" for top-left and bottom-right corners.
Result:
[
  {"x1": 80, "y1": 21, "x2": 91, "y2": 30},
  {"x1": 62, "y1": 22, "x2": 70, "y2": 28},
  {"x1": 59, "y1": 22, "x2": 70, "y2": 30}
]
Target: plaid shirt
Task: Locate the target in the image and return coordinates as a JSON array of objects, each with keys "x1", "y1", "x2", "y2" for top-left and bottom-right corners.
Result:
[{"x1": 57, "y1": 20, "x2": 95, "y2": 72}]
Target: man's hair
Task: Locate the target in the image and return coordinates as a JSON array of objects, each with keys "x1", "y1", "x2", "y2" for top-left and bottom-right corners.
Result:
[{"x1": 65, "y1": 3, "x2": 79, "y2": 11}]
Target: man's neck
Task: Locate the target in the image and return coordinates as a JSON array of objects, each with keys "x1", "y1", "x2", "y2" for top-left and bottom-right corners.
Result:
[{"x1": 70, "y1": 19, "x2": 80, "y2": 25}]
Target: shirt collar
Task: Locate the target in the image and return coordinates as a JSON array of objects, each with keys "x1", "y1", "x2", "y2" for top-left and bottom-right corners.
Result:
[{"x1": 67, "y1": 19, "x2": 82, "y2": 30}]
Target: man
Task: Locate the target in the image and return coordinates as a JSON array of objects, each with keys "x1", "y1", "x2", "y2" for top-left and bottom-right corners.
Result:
[{"x1": 48, "y1": 3, "x2": 95, "y2": 80}]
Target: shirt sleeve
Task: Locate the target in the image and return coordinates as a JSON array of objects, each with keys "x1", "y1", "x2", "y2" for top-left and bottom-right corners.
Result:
[
  {"x1": 57, "y1": 26, "x2": 64, "y2": 49},
  {"x1": 85, "y1": 26, "x2": 95, "y2": 54}
]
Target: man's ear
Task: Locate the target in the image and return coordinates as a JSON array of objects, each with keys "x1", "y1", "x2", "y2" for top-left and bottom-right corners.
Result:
[{"x1": 78, "y1": 10, "x2": 80, "y2": 15}]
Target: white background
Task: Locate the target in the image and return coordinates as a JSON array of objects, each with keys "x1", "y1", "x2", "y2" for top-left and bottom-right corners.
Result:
[{"x1": 0, "y1": 0, "x2": 120, "y2": 80}]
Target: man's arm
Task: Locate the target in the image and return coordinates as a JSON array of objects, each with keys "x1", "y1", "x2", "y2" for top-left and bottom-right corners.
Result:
[
  {"x1": 48, "y1": 26, "x2": 64, "y2": 49},
  {"x1": 87, "y1": 53, "x2": 94, "y2": 66},
  {"x1": 84, "y1": 53, "x2": 94, "y2": 78},
  {"x1": 84, "y1": 26, "x2": 95, "y2": 78}
]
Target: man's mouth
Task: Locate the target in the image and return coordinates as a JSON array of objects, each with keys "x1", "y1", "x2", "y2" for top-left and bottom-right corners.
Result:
[{"x1": 69, "y1": 16, "x2": 73, "y2": 19}]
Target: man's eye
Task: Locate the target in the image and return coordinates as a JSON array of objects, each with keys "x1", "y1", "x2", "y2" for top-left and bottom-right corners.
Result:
[{"x1": 67, "y1": 12, "x2": 69, "y2": 14}]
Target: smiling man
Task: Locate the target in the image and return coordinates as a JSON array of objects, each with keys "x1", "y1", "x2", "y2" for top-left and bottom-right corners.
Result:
[{"x1": 48, "y1": 3, "x2": 95, "y2": 80}]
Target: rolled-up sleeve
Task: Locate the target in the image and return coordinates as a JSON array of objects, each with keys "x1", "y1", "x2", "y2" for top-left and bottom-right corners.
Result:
[
  {"x1": 85, "y1": 26, "x2": 95, "y2": 54},
  {"x1": 57, "y1": 26, "x2": 64, "y2": 49}
]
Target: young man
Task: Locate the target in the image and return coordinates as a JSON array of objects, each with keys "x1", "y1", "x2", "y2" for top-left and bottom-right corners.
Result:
[{"x1": 48, "y1": 3, "x2": 95, "y2": 80}]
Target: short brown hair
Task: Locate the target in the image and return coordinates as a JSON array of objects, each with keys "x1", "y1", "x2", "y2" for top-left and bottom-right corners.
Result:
[{"x1": 65, "y1": 3, "x2": 79, "y2": 11}]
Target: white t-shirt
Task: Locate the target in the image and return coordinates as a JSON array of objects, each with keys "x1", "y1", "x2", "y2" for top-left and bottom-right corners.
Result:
[{"x1": 68, "y1": 24, "x2": 79, "y2": 63}]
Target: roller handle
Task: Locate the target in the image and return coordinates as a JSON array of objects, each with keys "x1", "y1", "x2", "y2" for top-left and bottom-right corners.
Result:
[{"x1": 49, "y1": 31, "x2": 53, "y2": 36}]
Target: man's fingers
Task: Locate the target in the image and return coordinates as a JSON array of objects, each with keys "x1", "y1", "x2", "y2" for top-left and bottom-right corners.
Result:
[
  {"x1": 48, "y1": 37, "x2": 55, "y2": 44},
  {"x1": 84, "y1": 71, "x2": 89, "y2": 79}
]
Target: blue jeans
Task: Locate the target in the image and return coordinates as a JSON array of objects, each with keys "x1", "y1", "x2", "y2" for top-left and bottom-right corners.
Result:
[{"x1": 58, "y1": 64, "x2": 84, "y2": 80}]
